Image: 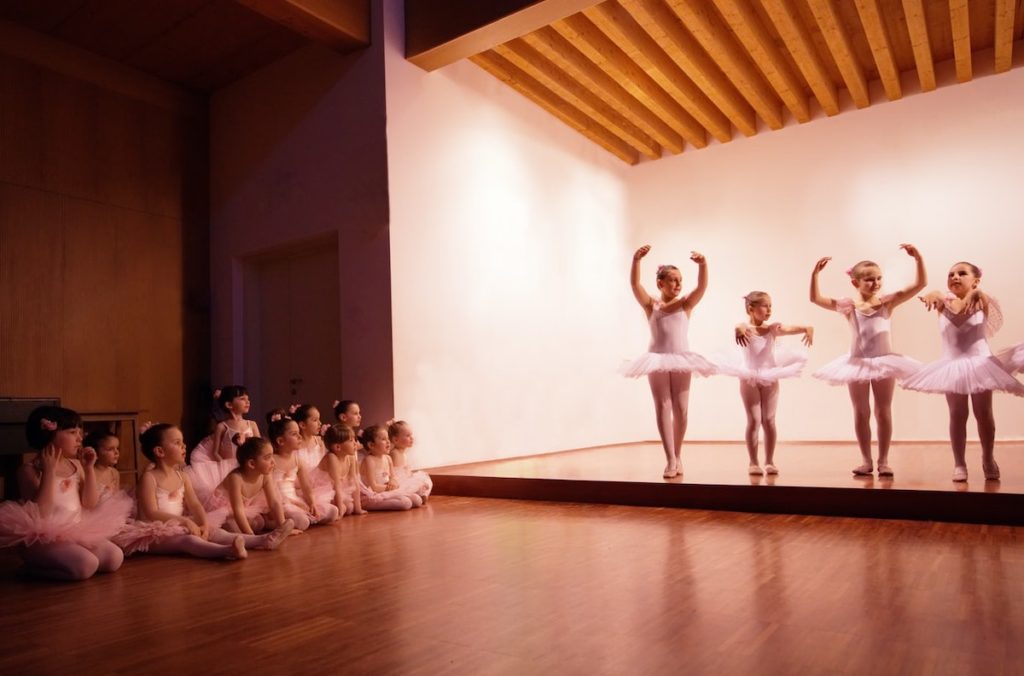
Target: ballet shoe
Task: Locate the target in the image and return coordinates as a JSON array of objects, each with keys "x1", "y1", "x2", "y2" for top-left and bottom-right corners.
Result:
[
  {"x1": 851, "y1": 463, "x2": 874, "y2": 476},
  {"x1": 230, "y1": 536, "x2": 248, "y2": 560},
  {"x1": 982, "y1": 462, "x2": 1000, "y2": 481},
  {"x1": 952, "y1": 466, "x2": 968, "y2": 482},
  {"x1": 262, "y1": 519, "x2": 295, "y2": 550},
  {"x1": 764, "y1": 464, "x2": 778, "y2": 475},
  {"x1": 663, "y1": 463, "x2": 677, "y2": 479},
  {"x1": 877, "y1": 464, "x2": 894, "y2": 477},
  {"x1": 748, "y1": 464, "x2": 763, "y2": 476}
]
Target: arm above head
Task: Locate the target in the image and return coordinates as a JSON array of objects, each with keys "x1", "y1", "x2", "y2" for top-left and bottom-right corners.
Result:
[
  {"x1": 678, "y1": 252, "x2": 707, "y2": 314},
  {"x1": 809, "y1": 257, "x2": 838, "y2": 311},
  {"x1": 630, "y1": 245, "x2": 654, "y2": 313},
  {"x1": 886, "y1": 243, "x2": 927, "y2": 308}
]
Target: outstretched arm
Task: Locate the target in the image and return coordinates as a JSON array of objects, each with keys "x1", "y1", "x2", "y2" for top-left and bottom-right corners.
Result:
[
  {"x1": 776, "y1": 324, "x2": 814, "y2": 347},
  {"x1": 630, "y1": 246, "x2": 654, "y2": 313},
  {"x1": 918, "y1": 290, "x2": 946, "y2": 314},
  {"x1": 886, "y1": 243, "x2": 927, "y2": 308},
  {"x1": 809, "y1": 257, "x2": 838, "y2": 311},
  {"x1": 680, "y1": 252, "x2": 708, "y2": 313}
]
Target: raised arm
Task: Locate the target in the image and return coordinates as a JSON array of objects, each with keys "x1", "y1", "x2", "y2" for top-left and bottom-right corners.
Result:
[
  {"x1": 885, "y1": 243, "x2": 927, "y2": 308},
  {"x1": 680, "y1": 252, "x2": 708, "y2": 314},
  {"x1": 630, "y1": 245, "x2": 654, "y2": 313},
  {"x1": 78, "y1": 450, "x2": 99, "y2": 509},
  {"x1": 809, "y1": 257, "x2": 838, "y2": 311}
]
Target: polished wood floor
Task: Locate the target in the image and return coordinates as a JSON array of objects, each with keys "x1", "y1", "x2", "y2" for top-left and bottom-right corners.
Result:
[{"x1": 1, "y1": 496, "x2": 1023, "y2": 674}]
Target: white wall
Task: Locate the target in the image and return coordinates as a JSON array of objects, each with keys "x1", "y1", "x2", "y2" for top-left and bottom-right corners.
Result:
[{"x1": 385, "y1": 0, "x2": 1024, "y2": 466}]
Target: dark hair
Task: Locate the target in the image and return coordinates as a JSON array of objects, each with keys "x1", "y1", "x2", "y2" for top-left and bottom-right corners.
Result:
[
  {"x1": 139, "y1": 423, "x2": 175, "y2": 462},
  {"x1": 83, "y1": 431, "x2": 118, "y2": 451},
  {"x1": 333, "y1": 400, "x2": 358, "y2": 420},
  {"x1": 267, "y1": 417, "x2": 297, "y2": 447},
  {"x1": 323, "y1": 424, "x2": 355, "y2": 447},
  {"x1": 265, "y1": 408, "x2": 288, "y2": 428},
  {"x1": 952, "y1": 261, "x2": 981, "y2": 278},
  {"x1": 360, "y1": 425, "x2": 386, "y2": 450},
  {"x1": 656, "y1": 264, "x2": 680, "y2": 281},
  {"x1": 236, "y1": 437, "x2": 270, "y2": 467},
  {"x1": 387, "y1": 420, "x2": 409, "y2": 439},
  {"x1": 217, "y1": 385, "x2": 249, "y2": 411},
  {"x1": 26, "y1": 406, "x2": 82, "y2": 451},
  {"x1": 290, "y1": 404, "x2": 318, "y2": 424}
]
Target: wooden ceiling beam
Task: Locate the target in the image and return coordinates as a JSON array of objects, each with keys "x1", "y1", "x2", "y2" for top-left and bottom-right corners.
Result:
[
  {"x1": 234, "y1": 0, "x2": 368, "y2": 52},
  {"x1": 807, "y1": 0, "x2": 870, "y2": 108},
  {"x1": 994, "y1": 0, "x2": 1015, "y2": 73},
  {"x1": 471, "y1": 50, "x2": 641, "y2": 163},
  {"x1": 495, "y1": 38, "x2": 662, "y2": 158},
  {"x1": 406, "y1": 0, "x2": 600, "y2": 71},
  {"x1": 948, "y1": 0, "x2": 972, "y2": 82},
  {"x1": 713, "y1": 0, "x2": 811, "y2": 122},
  {"x1": 553, "y1": 13, "x2": 708, "y2": 148},
  {"x1": 523, "y1": 27, "x2": 687, "y2": 153},
  {"x1": 854, "y1": 0, "x2": 902, "y2": 100},
  {"x1": 758, "y1": 0, "x2": 838, "y2": 116},
  {"x1": 622, "y1": 0, "x2": 756, "y2": 137},
  {"x1": 901, "y1": 0, "x2": 936, "y2": 91},
  {"x1": 585, "y1": 1, "x2": 732, "y2": 144},
  {"x1": 666, "y1": 0, "x2": 784, "y2": 130}
]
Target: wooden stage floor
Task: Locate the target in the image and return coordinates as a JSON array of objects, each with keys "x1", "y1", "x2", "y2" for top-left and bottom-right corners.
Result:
[{"x1": 430, "y1": 441, "x2": 1024, "y2": 525}]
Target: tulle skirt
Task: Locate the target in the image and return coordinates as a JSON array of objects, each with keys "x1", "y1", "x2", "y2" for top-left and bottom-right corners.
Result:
[
  {"x1": 203, "y1": 489, "x2": 268, "y2": 526},
  {"x1": 901, "y1": 355, "x2": 1024, "y2": 396},
  {"x1": 0, "y1": 493, "x2": 133, "y2": 548},
  {"x1": 621, "y1": 351, "x2": 717, "y2": 378},
  {"x1": 713, "y1": 348, "x2": 807, "y2": 386},
  {"x1": 394, "y1": 466, "x2": 432, "y2": 499},
  {"x1": 186, "y1": 457, "x2": 238, "y2": 504},
  {"x1": 112, "y1": 520, "x2": 189, "y2": 555},
  {"x1": 309, "y1": 469, "x2": 357, "y2": 512},
  {"x1": 813, "y1": 353, "x2": 921, "y2": 385},
  {"x1": 996, "y1": 343, "x2": 1024, "y2": 374}
]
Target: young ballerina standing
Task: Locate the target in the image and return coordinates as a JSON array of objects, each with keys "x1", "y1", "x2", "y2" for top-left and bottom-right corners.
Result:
[
  {"x1": 623, "y1": 245, "x2": 715, "y2": 478},
  {"x1": 359, "y1": 425, "x2": 420, "y2": 510},
  {"x1": 316, "y1": 424, "x2": 366, "y2": 517},
  {"x1": 720, "y1": 292, "x2": 813, "y2": 475},
  {"x1": 902, "y1": 262, "x2": 1024, "y2": 481},
  {"x1": 188, "y1": 385, "x2": 261, "y2": 502},
  {"x1": 388, "y1": 420, "x2": 432, "y2": 502},
  {"x1": 810, "y1": 244, "x2": 926, "y2": 477},
  {"x1": 113, "y1": 424, "x2": 288, "y2": 559},
  {"x1": 0, "y1": 407, "x2": 130, "y2": 580},
  {"x1": 268, "y1": 415, "x2": 339, "y2": 529}
]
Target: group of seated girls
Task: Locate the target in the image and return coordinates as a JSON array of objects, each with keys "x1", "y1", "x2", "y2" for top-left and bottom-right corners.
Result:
[{"x1": 0, "y1": 392, "x2": 431, "y2": 580}]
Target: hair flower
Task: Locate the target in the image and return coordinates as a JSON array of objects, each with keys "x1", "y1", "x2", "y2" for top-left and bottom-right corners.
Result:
[
  {"x1": 139, "y1": 421, "x2": 154, "y2": 435},
  {"x1": 40, "y1": 418, "x2": 57, "y2": 431},
  {"x1": 288, "y1": 404, "x2": 299, "y2": 415}
]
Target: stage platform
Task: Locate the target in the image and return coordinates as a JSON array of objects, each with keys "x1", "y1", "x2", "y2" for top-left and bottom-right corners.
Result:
[{"x1": 429, "y1": 441, "x2": 1024, "y2": 525}]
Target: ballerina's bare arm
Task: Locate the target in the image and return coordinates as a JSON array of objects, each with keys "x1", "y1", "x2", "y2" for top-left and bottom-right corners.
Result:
[
  {"x1": 182, "y1": 473, "x2": 211, "y2": 539},
  {"x1": 918, "y1": 290, "x2": 946, "y2": 313},
  {"x1": 679, "y1": 252, "x2": 708, "y2": 314},
  {"x1": 885, "y1": 244, "x2": 927, "y2": 308},
  {"x1": 138, "y1": 471, "x2": 200, "y2": 535},
  {"x1": 630, "y1": 245, "x2": 654, "y2": 313},
  {"x1": 225, "y1": 473, "x2": 255, "y2": 535},
  {"x1": 776, "y1": 324, "x2": 814, "y2": 346},
  {"x1": 809, "y1": 257, "x2": 838, "y2": 311}
]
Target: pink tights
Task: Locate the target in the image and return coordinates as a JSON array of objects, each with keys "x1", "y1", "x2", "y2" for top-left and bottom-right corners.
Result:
[
  {"x1": 21, "y1": 540, "x2": 123, "y2": 581},
  {"x1": 740, "y1": 381, "x2": 779, "y2": 466},
  {"x1": 946, "y1": 391, "x2": 995, "y2": 468},
  {"x1": 648, "y1": 371, "x2": 692, "y2": 467},
  {"x1": 847, "y1": 378, "x2": 895, "y2": 466}
]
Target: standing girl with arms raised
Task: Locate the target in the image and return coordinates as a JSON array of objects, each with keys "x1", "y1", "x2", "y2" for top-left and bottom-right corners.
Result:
[
  {"x1": 623, "y1": 245, "x2": 715, "y2": 478},
  {"x1": 810, "y1": 245, "x2": 925, "y2": 477}
]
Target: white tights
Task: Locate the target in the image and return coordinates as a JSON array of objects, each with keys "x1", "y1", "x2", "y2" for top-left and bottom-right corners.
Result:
[
  {"x1": 946, "y1": 391, "x2": 995, "y2": 468},
  {"x1": 648, "y1": 371, "x2": 692, "y2": 467},
  {"x1": 740, "y1": 381, "x2": 779, "y2": 466},
  {"x1": 847, "y1": 378, "x2": 895, "y2": 466}
]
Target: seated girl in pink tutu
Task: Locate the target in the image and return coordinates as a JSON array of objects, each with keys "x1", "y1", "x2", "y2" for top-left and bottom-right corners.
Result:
[
  {"x1": 623, "y1": 245, "x2": 715, "y2": 479},
  {"x1": 810, "y1": 245, "x2": 926, "y2": 477},
  {"x1": 316, "y1": 424, "x2": 366, "y2": 517},
  {"x1": 187, "y1": 385, "x2": 260, "y2": 504},
  {"x1": 291, "y1": 403, "x2": 327, "y2": 469},
  {"x1": 209, "y1": 436, "x2": 292, "y2": 538},
  {"x1": 84, "y1": 430, "x2": 125, "y2": 500},
  {"x1": 359, "y1": 425, "x2": 420, "y2": 510},
  {"x1": 113, "y1": 424, "x2": 290, "y2": 558},
  {"x1": 720, "y1": 292, "x2": 813, "y2": 475},
  {"x1": 268, "y1": 414, "x2": 339, "y2": 529},
  {"x1": 388, "y1": 420, "x2": 432, "y2": 502},
  {"x1": 903, "y1": 262, "x2": 1024, "y2": 481},
  {"x1": 0, "y1": 406, "x2": 131, "y2": 580}
]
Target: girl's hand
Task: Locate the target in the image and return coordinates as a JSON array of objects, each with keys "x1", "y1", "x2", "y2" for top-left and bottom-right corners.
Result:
[
  {"x1": 734, "y1": 324, "x2": 753, "y2": 346},
  {"x1": 386, "y1": 480, "x2": 399, "y2": 491},
  {"x1": 899, "y1": 243, "x2": 921, "y2": 258},
  {"x1": 40, "y1": 446, "x2": 61, "y2": 472},
  {"x1": 813, "y1": 256, "x2": 831, "y2": 273},
  {"x1": 198, "y1": 523, "x2": 210, "y2": 540},
  {"x1": 310, "y1": 504, "x2": 321, "y2": 520},
  {"x1": 918, "y1": 291, "x2": 945, "y2": 311},
  {"x1": 180, "y1": 518, "x2": 201, "y2": 537},
  {"x1": 690, "y1": 251, "x2": 705, "y2": 265},
  {"x1": 80, "y1": 446, "x2": 97, "y2": 468},
  {"x1": 633, "y1": 245, "x2": 651, "y2": 261},
  {"x1": 802, "y1": 327, "x2": 814, "y2": 347}
]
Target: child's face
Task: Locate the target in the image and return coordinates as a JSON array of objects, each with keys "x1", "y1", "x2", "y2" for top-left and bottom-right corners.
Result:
[
  {"x1": 369, "y1": 430, "x2": 391, "y2": 456},
  {"x1": 747, "y1": 299, "x2": 772, "y2": 324},
  {"x1": 226, "y1": 394, "x2": 251, "y2": 416},
  {"x1": 339, "y1": 404, "x2": 362, "y2": 428},
  {"x1": 332, "y1": 438, "x2": 358, "y2": 456},
  {"x1": 158, "y1": 428, "x2": 187, "y2": 466},
  {"x1": 947, "y1": 264, "x2": 978, "y2": 297},
  {"x1": 96, "y1": 437, "x2": 120, "y2": 468},
  {"x1": 298, "y1": 408, "x2": 321, "y2": 437},
  {"x1": 656, "y1": 270, "x2": 682, "y2": 297},
  {"x1": 277, "y1": 421, "x2": 302, "y2": 451},
  {"x1": 252, "y1": 445, "x2": 275, "y2": 475},
  {"x1": 54, "y1": 427, "x2": 83, "y2": 458},
  {"x1": 851, "y1": 266, "x2": 882, "y2": 296},
  {"x1": 391, "y1": 426, "x2": 414, "y2": 450}
]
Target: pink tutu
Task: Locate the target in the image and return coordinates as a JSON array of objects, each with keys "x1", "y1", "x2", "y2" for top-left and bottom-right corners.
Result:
[
  {"x1": 902, "y1": 355, "x2": 1024, "y2": 396},
  {"x1": 112, "y1": 519, "x2": 189, "y2": 555},
  {"x1": 813, "y1": 354, "x2": 921, "y2": 385},
  {"x1": 620, "y1": 351, "x2": 716, "y2": 378},
  {"x1": 714, "y1": 347, "x2": 807, "y2": 386},
  {"x1": 0, "y1": 493, "x2": 133, "y2": 548},
  {"x1": 204, "y1": 488, "x2": 268, "y2": 525},
  {"x1": 309, "y1": 468, "x2": 354, "y2": 511},
  {"x1": 996, "y1": 343, "x2": 1024, "y2": 373},
  {"x1": 187, "y1": 456, "x2": 238, "y2": 504},
  {"x1": 394, "y1": 466, "x2": 432, "y2": 499}
]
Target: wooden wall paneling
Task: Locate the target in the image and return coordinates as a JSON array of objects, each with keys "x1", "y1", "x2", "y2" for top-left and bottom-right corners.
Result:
[
  {"x1": 112, "y1": 208, "x2": 145, "y2": 416},
  {"x1": 0, "y1": 55, "x2": 45, "y2": 188},
  {"x1": 94, "y1": 90, "x2": 148, "y2": 213},
  {"x1": 0, "y1": 184, "x2": 64, "y2": 397},
  {"x1": 140, "y1": 106, "x2": 186, "y2": 221},
  {"x1": 60, "y1": 198, "x2": 119, "y2": 411},
  {"x1": 39, "y1": 68, "x2": 102, "y2": 202}
]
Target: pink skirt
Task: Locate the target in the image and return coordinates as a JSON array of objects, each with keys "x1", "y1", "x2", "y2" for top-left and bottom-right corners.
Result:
[{"x1": 0, "y1": 493, "x2": 133, "y2": 548}]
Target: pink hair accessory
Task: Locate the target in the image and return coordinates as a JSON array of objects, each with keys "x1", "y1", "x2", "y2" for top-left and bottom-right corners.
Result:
[
  {"x1": 232, "y1": 429, "x2": 252, "y2": 445},
  {"x1": 270, "y1": 413, "x2": 283, "y2": 422},
  {"x1": 332, "y1": 399, "x2": 340, "y2": 408},
  {"x1": 977, "y1": 267, "x2": 984, "y2": 277},
  {"x1": 139, "y1": 421, "x2": 154, "y2": 435},
  {"x1": 319, "y1": 423, "x2": 330, "y2": 436},
  {"x1": 844, "y1": 268, "x2": 854, "y2": 277},
  {"x1": 40, "y1": 418, "x2": 57, "y2": 431},
  {"x1": 287, "y1": 404, "x2": 299, "y2": 415},
  {"x1": 212, "y1": 389, "x2": 222, "y2": 399}
]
